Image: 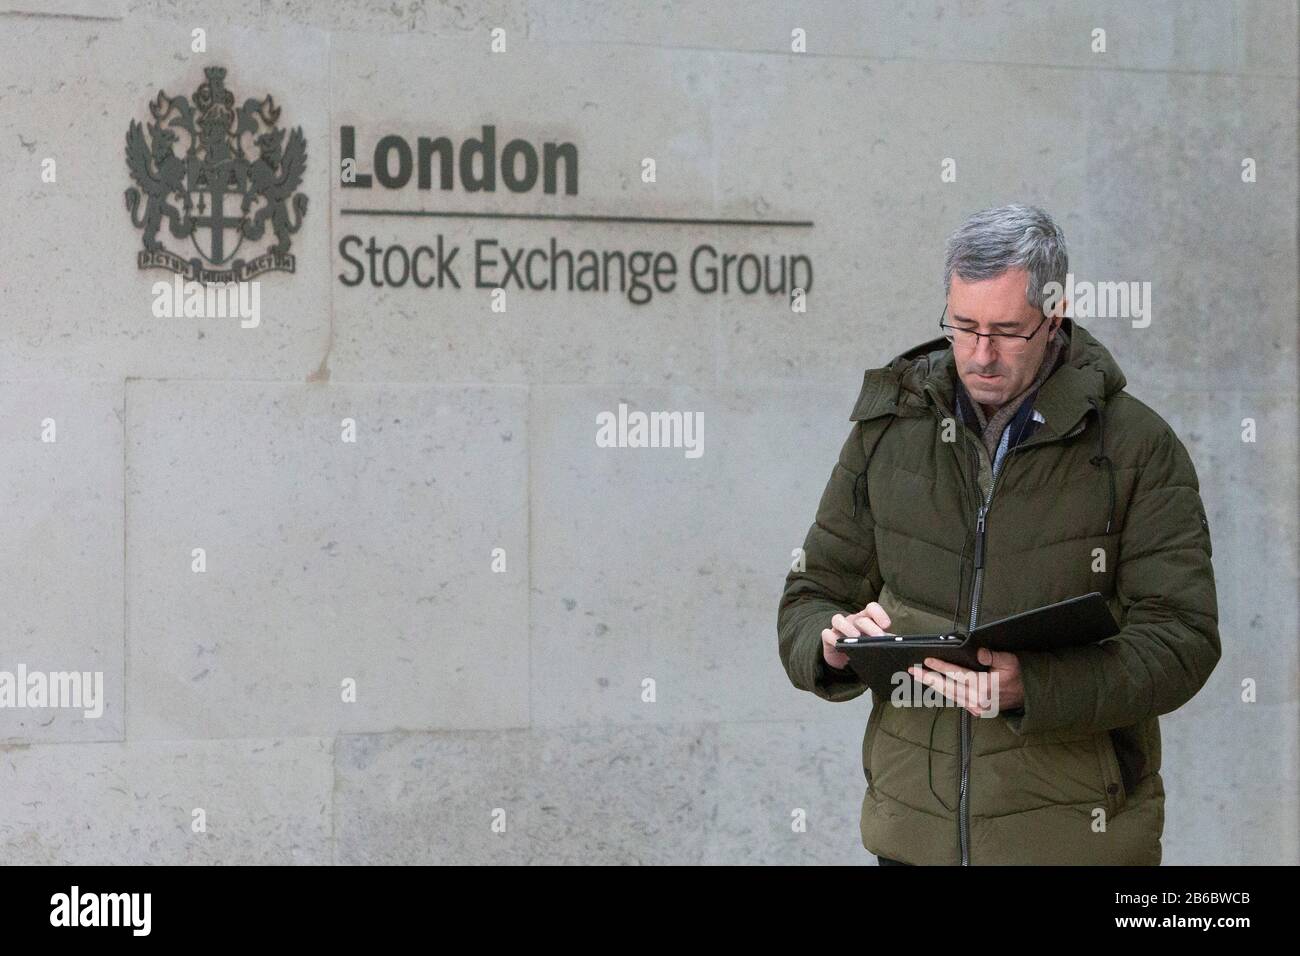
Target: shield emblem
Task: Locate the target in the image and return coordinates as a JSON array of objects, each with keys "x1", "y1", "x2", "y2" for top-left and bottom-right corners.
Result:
[{"x1": 186, "y1": 159, "x2": 248, "y2": 264}]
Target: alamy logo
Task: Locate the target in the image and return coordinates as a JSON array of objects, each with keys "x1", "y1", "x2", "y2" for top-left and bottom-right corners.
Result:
[
  {"x1": 595, "y1": 403, "x2": 704, "y2": 459},
  {"x1": 125, "y1": 66, "x2": 308, "y2": 283},
  {"x1": 1042, "y1": 273, "x2": 1152, "y2": 328},
  {"x1": 50, "y1": 887, "x2": 151, "y2": 936},
  {"x1": 0, "y1": 666, "x2": 104, "y2": 718}
]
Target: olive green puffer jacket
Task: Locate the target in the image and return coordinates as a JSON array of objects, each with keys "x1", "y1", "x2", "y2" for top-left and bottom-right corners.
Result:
[{"x1": 778, "y1": 318, "x2": 1220, "y2": 865}]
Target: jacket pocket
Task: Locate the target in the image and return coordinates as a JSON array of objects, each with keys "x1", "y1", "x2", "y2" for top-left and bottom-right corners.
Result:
[
  {"x1": 1097, "y1": 729, "x2": 1129, "y2": 817},
  {"x1": 862, "y1": 697, "x2": 885, "y2": 786}
]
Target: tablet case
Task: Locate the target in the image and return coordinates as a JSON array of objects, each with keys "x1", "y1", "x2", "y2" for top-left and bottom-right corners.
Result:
[{"x1": 833, "y1": 591, "x2": 1119, "y2": 697}]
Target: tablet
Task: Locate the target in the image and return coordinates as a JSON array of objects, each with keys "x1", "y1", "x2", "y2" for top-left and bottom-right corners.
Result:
[{"x1": 831, "y1": 592, "x2": 1120, "y2": 694}]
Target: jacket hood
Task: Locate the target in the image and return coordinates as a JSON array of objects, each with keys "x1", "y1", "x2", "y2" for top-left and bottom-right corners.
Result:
[{"x1": 851, "y1": 318, "x2": 1127, "y2": 446}]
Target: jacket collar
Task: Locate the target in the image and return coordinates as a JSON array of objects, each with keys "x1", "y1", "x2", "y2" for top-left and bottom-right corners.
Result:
[{"x1": 851, "y1": 318, "x2": 1127, "y2": 447}]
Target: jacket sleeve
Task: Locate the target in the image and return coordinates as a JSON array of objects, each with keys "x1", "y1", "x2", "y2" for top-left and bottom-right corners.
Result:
[
  {"x1": 777, "y1": 420, "x2": 881, "y2": 702},
  {"x1": 1006, "y1": 427, "x2": 1221, "y2": 735}
]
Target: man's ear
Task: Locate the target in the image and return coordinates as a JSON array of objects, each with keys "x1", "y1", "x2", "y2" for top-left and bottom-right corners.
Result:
[{"x1": 1049, "y1": 297, "x2": 1068, "y2": 334}]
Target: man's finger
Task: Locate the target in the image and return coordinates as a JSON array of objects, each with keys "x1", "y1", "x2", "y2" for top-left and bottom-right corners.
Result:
[
  {"x1": 910, "y1": 666, "x2": 962, "y2": 704},
  {"x1": 860, "y1": 601, "x2": 892, "y2": 631},
  {"x1": 924, "y1": 657, "x2": 977, "y2": 680},
  {"x1": 987, "y1": 649, "x2": 1018, "y2": 671},
  {"x1": 830, "y1": 614, "x2": 860, "y2": 638},
  {"x1": 857, "y1": 615, "x2": 889, "y2": 638},
  {"x1": 822, "y1": 629, "x2": 850, "y2": 664},
  {"x1": 941, "y1": 665, "x2": 992, "y2": 712},
  {"x1": 911, "y1": 663, "x2": 979, "y2": 708}
]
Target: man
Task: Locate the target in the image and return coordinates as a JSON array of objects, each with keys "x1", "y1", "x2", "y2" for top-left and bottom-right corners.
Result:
[{"x1": 777, "y1": 204, "x2": 1220, "y2": 865}]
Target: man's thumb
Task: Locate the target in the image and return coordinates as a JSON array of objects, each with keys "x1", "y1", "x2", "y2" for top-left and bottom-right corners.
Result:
[{"x1": 977, "y1": 647, "x2": 992, "y2": 666}]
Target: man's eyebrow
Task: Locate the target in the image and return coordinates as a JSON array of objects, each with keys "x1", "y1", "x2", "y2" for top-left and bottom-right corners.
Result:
[{"x1": 951, "y1": 313, "x2": 1025, "y2": 330}]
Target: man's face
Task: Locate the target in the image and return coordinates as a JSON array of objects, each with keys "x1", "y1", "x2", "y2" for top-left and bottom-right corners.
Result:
[{"x1": 947, "y1": 266, "x2": 1060, "y2": 413}]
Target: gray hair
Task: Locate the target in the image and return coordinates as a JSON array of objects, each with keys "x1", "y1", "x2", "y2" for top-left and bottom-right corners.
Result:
[{"x1": 943, "y1": 204, "x2": 1068, "y2": 313}]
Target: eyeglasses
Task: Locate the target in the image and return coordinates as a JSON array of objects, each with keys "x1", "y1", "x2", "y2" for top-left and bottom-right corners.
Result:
[{"x1": 939, "y1": 306, "x2": 1049, "y2": 354}]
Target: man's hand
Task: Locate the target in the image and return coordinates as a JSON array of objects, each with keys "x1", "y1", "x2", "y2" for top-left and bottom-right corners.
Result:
[
  {"x1": 907, "y1": 647, "x2": 1024, "y2": 716},
  {"x1": 822, "y1": 602, "x2": 892, "y2": 670}
]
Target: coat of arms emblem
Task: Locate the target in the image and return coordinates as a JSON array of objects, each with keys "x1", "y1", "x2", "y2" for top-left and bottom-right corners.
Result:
[{"x1": 125, "y1": 66, "x2": 307, "y2": 282}]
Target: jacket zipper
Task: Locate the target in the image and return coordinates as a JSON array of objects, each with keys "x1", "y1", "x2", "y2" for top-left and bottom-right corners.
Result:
[
  {"x1": 925, "y1": 386, "x2": 1092, "y2": 866},
  {"x1": 960, "y1": 478, "x2": 995, "y2": 865},
  {"x1": 923, "y1": 395, "x2": 993, "y2": 867},
  {"x1": 960, "y1": 464, "x2": 988, "y2": 865},
  {"x1": 959, "y1": 428, "x2": 1022, "y2": 865},
  {"x1": 957, "y1": 418, "x2": 1089, "y2": 864},
  {"x1": 960, "y1": 507, "x2": 983, "y2": 865}
]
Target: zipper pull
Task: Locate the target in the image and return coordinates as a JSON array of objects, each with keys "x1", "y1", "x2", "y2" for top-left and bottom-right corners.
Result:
[{"x1": 974, "y1": 506, "x2": 987, "y2": 570}]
